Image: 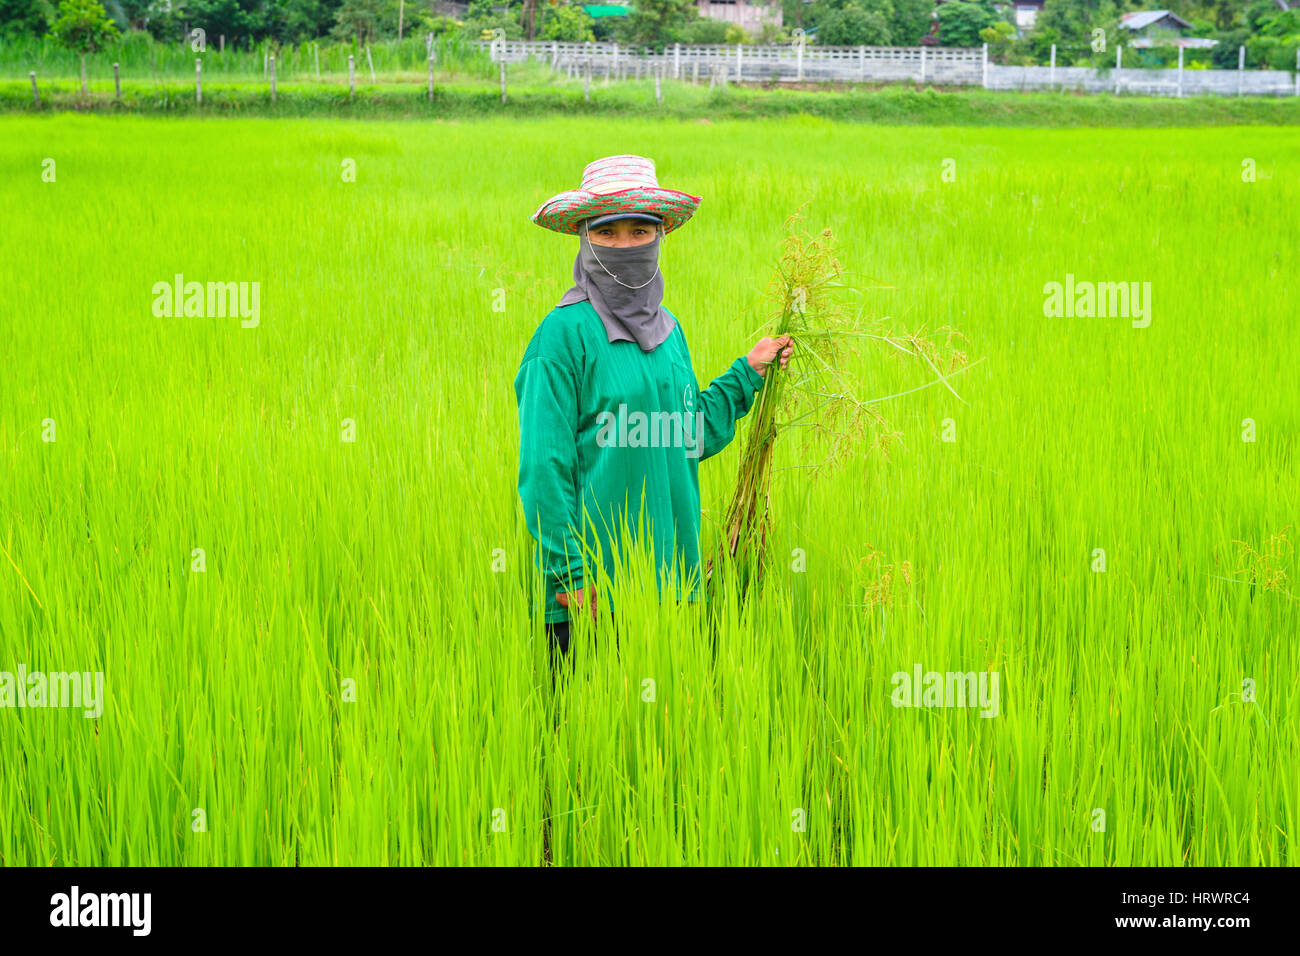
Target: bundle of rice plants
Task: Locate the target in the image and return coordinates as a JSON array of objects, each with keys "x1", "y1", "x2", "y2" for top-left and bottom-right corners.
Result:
[{"x1": 707, "y1": 207, "x2": 979, "y2": 594}]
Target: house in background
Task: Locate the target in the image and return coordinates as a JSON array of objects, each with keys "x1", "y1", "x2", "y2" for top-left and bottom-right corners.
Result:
[
  {"x1": 1120, "y1": 10, "x2": 1218, "y2": 48},
  {"x1": 696, "y1": 0, "x2": 783, "y2": 33},
  {"x1": 1010, "y1": 1, "x2": 1045, "y2": 34}
]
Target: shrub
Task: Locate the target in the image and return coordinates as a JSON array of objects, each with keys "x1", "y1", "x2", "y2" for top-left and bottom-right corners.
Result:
[
  {"x1": 723, "y1": 23, "x2": 750, "y2": 45},
  {"x1": 539, "y1": 4, "x2": 594, "y2": 42},
  {"x1": 677, "y1": 17, "x2": 728, "y2": 44},
  {"x1": 815, "y1": 3, "x2": 891, "y2": 47}
]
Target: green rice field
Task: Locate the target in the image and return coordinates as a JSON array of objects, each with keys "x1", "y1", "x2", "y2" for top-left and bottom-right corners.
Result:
[{"x1": 1, "y1": 114, "x2": 1296, "y2": 865}]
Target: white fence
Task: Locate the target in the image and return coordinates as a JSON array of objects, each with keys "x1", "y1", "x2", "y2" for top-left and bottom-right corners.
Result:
[
  {"x1": 483, "y1": 40, "x2": 983, "y2": 85},
  {"x1": 988, "y1": 64, "x2": 1299, "y2": 97},
  {"x1": 481, "y1": 40, "x2": 1300, "y2": 97}
]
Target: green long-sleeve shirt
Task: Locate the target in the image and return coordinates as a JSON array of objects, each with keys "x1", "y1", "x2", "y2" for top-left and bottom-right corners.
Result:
[{"x1": 515, "y1": 299, "x2": 766, "y2": 624}]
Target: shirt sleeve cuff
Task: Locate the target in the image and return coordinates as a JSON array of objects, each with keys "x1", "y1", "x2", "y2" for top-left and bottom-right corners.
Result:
[
  {"x1": 553, "y1": 571, "x2": 584, "y2": 597},
  {"x1": 737, "y1": 356, "x2": 765, "y2": 391}
]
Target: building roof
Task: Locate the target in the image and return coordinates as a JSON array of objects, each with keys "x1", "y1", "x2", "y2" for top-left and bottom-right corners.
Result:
[
  {"x1": 1129, "y1": 36, "x2": 1219, "y2": 48},
  {"x1": 1120, "y1": 10, "x2": 1193, "y2": 31},
  {"x1": 583, "y1": 4, "x2": 629, "y2": 16}
]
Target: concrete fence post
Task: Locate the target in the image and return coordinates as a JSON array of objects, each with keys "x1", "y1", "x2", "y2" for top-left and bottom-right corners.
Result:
[
  {"x1": 1177, "y1": 45, "x2": 1184, "y2": 98},
  {"x1": 1238, "y1": 45, "x2": 1245, "y2": 96},
  {"x1": 859, "y1": 45, "x2": 866, "y2": 81},
  {"x1": 195, "y1": 58, "x2": 202, "y2": 103},
  {"x1": 348, "y1": 55, "x2": 355, "y2": 99},
  {"x1": 113, "y1": 61, "x2": 120, "y2": 101},
  {"x1": 269, "y1": 54, "x2": 276, "y2": 102},
  {"x1": 1114, "y1": 44, "x2": 1121, "y2": 94},
  {"x1": 981, "y1": 43, "x2": 988, "y2": 89},
  {"x1": 1049, "y1": 44, "x2": 1055, "y2": 87},
  {"x1": 428, "y1": 56, "x2": 435, "y2": 99},
  {"x1": 30, "y1": 71, "x2": 38, "y2": 105},
  {"x1": 674, "y1": 43, "x2": 680, "y2": 79},
  {"x1": 920, "y1": 45, "x2": 926, "y2": 83}
]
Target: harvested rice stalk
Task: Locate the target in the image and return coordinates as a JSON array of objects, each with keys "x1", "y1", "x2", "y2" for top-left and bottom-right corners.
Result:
[{"x1": 707, "y1": 208, "x2": 977, "y2": 590}]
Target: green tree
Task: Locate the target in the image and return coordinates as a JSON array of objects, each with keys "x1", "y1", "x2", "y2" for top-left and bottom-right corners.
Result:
[
  {"x1": 980, "y1": 18, "x2": 1015, "y2": 60},
  {"x1": 272, "y1": 0, "x2": 343, "y2": 42},
  {"x1": 0, "y1": 0, "x2": 55, "y2": 37},
  {"x1": 1204, "y1": 0, "x2": 1242, "y2": 30},
  {"x1": 1209, "y1": 26, "x2": 1247, "y2": 65},
  {"x1": 935, "y1": 0, "x2": 998, "y2": 47},
  {"x1": 332, "y1": 0, "x2": 396, "y2": 42},
  {"x1": 816, "y1": 2, "x2": 892, "y2": 45},
  {"x1": 888, "y1": 0, "x2": 933, "y2": 44},
  {"x1": 185, "y1": 0, "x2": 261, "y2": 45},
  {"x1": 616, "y1": 0, "x2": 692, "y2": 49},
  {"x1": 1028, "y1": 0, "x2": 1117, "y2": 64},
  {"x1": 1247, "y1": 0, "x2": 1300, "y2": 36},
  {"x1": 50, "y1": 0, "x2": 120, "y2": 92},
  {"x1": 539, "y1": 2, "x2": 594, "y2": 41},
  {"x1": 105, "y1": 0, "x2": 188, "y2": 35}
]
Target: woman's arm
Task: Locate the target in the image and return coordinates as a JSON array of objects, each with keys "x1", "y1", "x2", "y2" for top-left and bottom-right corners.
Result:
[
  {"x1": 696, "y1": 336, "x2": 793, "y2": 461},
  {"x1": 515, "y1": 354, "x2": 588, "y2": 609}
]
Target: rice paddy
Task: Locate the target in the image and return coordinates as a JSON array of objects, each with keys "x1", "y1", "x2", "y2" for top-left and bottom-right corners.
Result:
[{"x1": 1, "y1": 114, "x2": 1296, "y2": 865}]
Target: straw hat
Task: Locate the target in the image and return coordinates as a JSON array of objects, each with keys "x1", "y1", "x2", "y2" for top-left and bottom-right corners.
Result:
[{"x1": 531, "y1": 154, "x2": 701, "y2": 235}]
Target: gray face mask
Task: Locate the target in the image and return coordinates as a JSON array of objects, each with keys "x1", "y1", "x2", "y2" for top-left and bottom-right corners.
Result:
[{"x1": 556, "y1": 221, "x2": 677, "y2": 352}]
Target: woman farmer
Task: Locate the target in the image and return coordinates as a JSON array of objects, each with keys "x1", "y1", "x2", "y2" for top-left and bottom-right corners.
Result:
[{"x1": 514, "y1": 155, "x2": 792, "y2": 666}]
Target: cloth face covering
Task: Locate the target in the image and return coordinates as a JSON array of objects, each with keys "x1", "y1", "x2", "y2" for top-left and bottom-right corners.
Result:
[{"x1": 556, "y1": 222, "x2": 676, "y2": 352}]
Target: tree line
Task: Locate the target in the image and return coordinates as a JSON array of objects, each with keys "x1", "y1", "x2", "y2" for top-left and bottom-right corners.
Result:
[{"x1": 2, "y1": 0, "x2": 1297, "y2": 66}]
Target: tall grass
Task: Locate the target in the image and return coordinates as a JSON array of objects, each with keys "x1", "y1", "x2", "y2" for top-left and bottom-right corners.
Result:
[
  {"x1": 0, "y1": 32, "x2": 493, "y2": 82},
  {"x1": 0, "y1": 115, "x2": 1296, "y2": 865}
]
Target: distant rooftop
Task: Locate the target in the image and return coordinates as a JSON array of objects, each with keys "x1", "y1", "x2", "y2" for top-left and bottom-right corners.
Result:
[{"x1": 1120, "y1": 10, "x2": 1194, "y2": 31}]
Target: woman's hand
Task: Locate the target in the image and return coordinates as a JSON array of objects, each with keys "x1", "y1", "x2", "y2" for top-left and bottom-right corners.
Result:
[
  {"x1": 747, "y1": 336, "x2": 794, "y2": 377},
  {"x1": 556, "y1": 586, "x2": 598, "y2": 625}
]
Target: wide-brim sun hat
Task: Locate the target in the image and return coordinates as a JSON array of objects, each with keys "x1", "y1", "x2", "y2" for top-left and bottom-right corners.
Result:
[
  {"x1": 531, "y1": 155, "x2": 701, "y2": 236},
  {"x1": 586, "y1": 212, "x2": 662, "y2": 229}
]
